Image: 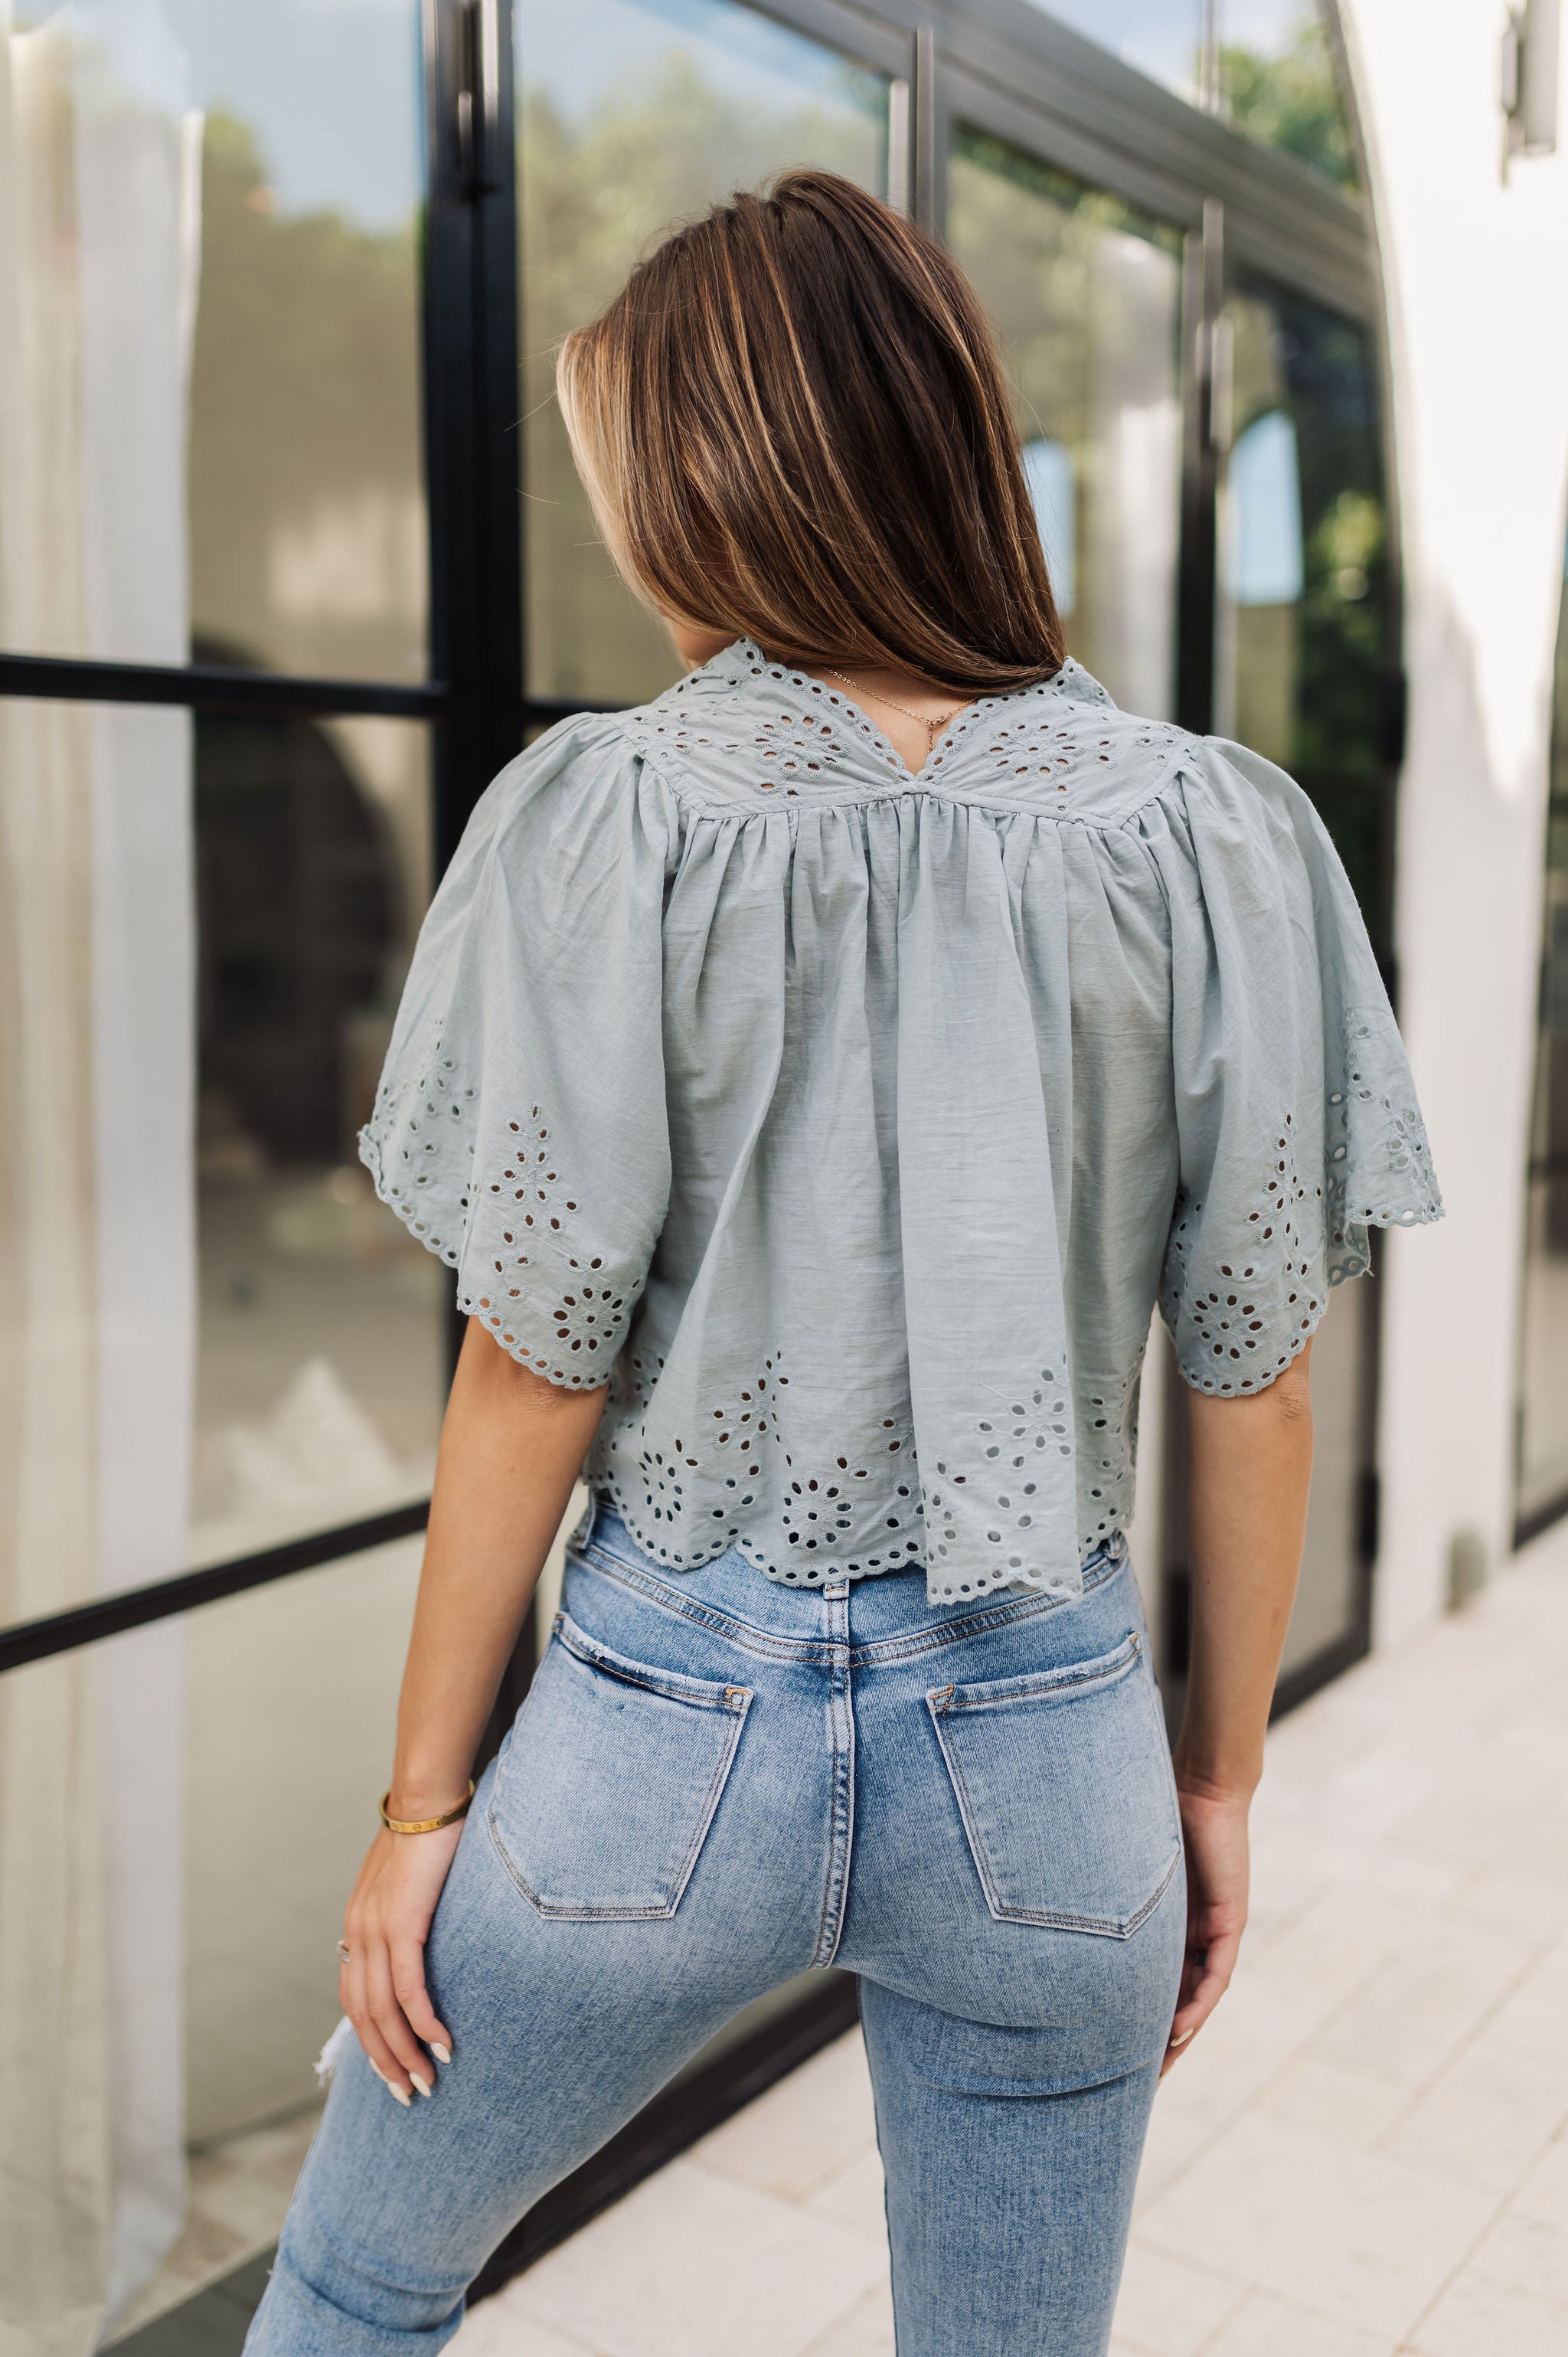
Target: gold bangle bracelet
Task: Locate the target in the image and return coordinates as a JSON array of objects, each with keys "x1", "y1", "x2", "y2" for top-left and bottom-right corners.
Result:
[{"x1": 379, "y1": 1781, "x2": 475, "y2": 1836}]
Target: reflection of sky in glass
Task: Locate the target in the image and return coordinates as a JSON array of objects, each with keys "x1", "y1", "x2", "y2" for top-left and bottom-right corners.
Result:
[
  {"x1": 1021, "y1": 437, "x2": 1076, "y2": 614},
  {"x1": 1021, "y1": 2, "x2": 1204, "y2": 102},
  {"x1": 25, "y1": 0, "x2": 422, "y2": 230},
  {"x1": 1227, "y1": 410, "x2": 1304, "y2": 605},
  {"x1": 521, "y1": 0, "x2": 876, "y2": 121}
]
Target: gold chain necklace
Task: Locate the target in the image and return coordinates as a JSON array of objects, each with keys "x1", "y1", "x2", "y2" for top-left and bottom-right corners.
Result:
[{"x1": 822, "y1": 667, "x2": 967, "y2": 759}]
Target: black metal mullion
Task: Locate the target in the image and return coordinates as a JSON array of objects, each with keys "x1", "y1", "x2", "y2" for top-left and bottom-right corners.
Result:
[
  {"x1": 1175, "y1": 198, "x2": 1221, "y2": 738},
  {"x1": 0, "y1": 651, "x2": 445, "y2": 719},
  {"x1": 0, "y1": 1503, "x2": 431, "y2": 1675},
  {"x1": 425, "y1": 0, "x2": 523, "y2": 878}
]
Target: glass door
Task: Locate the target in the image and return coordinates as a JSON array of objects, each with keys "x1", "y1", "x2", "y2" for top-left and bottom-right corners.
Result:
[
  {"x1": 946, "y1": 128, "x2": 1185, "y2": 718},
  {"x1": 1214, "y1": 273, "x2": 1394, "y2": 1694}
]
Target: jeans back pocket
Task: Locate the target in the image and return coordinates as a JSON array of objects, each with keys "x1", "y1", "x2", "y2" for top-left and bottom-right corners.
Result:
[
  {"x1": 927, "y1": 1631, "x2": 1179, "y2": 1937},
  {"x1": 488, "y1": 1612, "x2": 752, "y2": 1920}
]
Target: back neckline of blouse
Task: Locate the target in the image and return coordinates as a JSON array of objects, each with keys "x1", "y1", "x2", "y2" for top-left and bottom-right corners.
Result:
[{"x1": 698, "y1": 636, "x2": 1101, "y2": 787}]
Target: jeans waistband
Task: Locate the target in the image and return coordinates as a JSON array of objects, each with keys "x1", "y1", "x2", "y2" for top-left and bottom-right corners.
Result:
[{"x1": 570, "y1": 1494, "x2": 1129, "y2": 1660}]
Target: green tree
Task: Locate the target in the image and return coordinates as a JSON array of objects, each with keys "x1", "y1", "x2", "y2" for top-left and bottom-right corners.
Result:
[{"x1": 1219, "y1": 14, "x2": 1357, "y2": 190}]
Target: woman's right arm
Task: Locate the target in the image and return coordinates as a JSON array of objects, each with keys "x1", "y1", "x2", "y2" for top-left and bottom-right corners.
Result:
[
  {"x1": 1163, "y1": 1339, "x2": 1315, "y2": 2072},
  {"x1": 338, "y1": 1319, "x2": 606, "y2": 2101}
]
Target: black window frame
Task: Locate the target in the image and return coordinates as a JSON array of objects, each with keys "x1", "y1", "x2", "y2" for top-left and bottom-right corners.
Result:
[{"x1": 1, "y1": 0, "x2": 1399, "y2": 2304}]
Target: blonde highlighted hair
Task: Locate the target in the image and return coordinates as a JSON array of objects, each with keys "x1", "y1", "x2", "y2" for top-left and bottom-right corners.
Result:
[{"x1": 557, "y1": 170, "x2": 1064, "y2": 695}]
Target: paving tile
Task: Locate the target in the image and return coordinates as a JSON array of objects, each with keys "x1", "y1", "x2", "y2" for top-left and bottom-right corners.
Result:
[
  {"x1": 689, "y1": 2032, "x2": 877, "y2": 2204},
  {"x1": 1482, "y1": 1931, "x2": 1568, "y2": 2066},
  {"x1": 1395, "y1": 1771, "x2": 1568, "y2": 1883},
  {"x1": 1380, "y1": 2035, "x2": 1568, "y2": 2193},
  {"x1": 802, "y1": 2146, "x2": 887, "y2": 2247},
  {"x1": 1256, "y1": 2055, "x2": 1410, "y2": 2148},
  {"x1": 1445, "y1": 1870, "x2": 1568, "y2": 1937},
  {"x1": 1108, "y1": 2239, "x2": 1243, "y2": 2355},
  {"x1": 450, "y1": 2297, "x2": 603, "y2": 2357},
  {"x1": 507, "y1": 2160, "x2": 888, "y2": 2357},
  {"x1": 1468, "y1": 2130, "x2": 1568, "y2": 2306},
  {"x1": 1199, "y1": 2288, "x2": 1397, "y2": 2355},
  {"x1": 1407, "y1": 2264, "x2": 1568, "y2": 2356},
  {"x1": 797, "y1": 2280, "x2": 895, "y2": 2357},
  {"x1": 1315, "y1": 1919, "x2": 1534, "y2": 2090},
  {"x1": 1135, "y1": 2113, "x2": 1494, "y2": 2341}
]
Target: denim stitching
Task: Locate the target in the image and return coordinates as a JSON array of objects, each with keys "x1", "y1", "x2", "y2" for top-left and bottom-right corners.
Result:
[
  {"x1": 811, "y1": 1583, "x2": 854, "y2": 1968},
  {"x1": 485, "y1": 1646, "x2": 751, "y2": 1921},
  {"x1": 934, "y1": 1630, "x2": 1141, "y2": 1712},
  {"x1": 571, "y1": 1533, "x2": 1125, "y2": 1667},
  {"x1": 554, "y1": 1611, "x2": 750, "y2": 1711},
  {"x1": 926, "y1": 1636, "x2": 1180, "y2": 1937}
]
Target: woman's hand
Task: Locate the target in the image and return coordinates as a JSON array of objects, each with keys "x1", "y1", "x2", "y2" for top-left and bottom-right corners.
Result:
[
  {"x1": 1162, "y1": 1782, "x2": 1250, "y2": 2075},
  {"x1": 339, "y1": 1822, "x2": 464, "y2": 2102}
]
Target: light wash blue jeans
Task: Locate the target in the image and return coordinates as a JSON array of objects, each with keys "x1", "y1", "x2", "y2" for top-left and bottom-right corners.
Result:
[{"x1": 248, "y1": 1503, "x2": 1185, "y2": 2357}]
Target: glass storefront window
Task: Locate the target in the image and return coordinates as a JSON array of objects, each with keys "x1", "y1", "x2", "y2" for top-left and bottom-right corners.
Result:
[
  {"x1": 6, "y1": 1, "x2": 427, "y2": 682},
  {"x1": 1213, "y1": 275, "x2": 1391, "y2": 1690},
  {"x1": 1217, "y1": 2, "x2": 1357, "y2": 188},
  {"x1": 1517, "y1": 540, "x2": 1568, "y2": 1526},
  {"x1": 0, "y1": 695, "x2": 444, "y2": 1584},
  {"x1": 518, "y1": 0, "x2": 892, "y2": 706},
  {"x1": 1215, "y1": 280, "x2": 1387, "y2": 787},
  {"x1": 0, "y1": 1545, "x2": 423, "y2": 2333},
  {"x1": 185, "y1": 1541, "x2": 422, "y2": 2140},
  {"x1": 194, "y1": 714, "x2": 445, "y2": 1570},
  {"x1": 1024, "y1": 2, "x2": 1204, "y2": 106},
  {"x1": 947, "y1": 130, "x2": 1184, "y2": 718}
]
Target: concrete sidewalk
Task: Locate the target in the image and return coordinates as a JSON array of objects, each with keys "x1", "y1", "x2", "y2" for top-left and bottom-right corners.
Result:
[{"x1": 454, "y1": 1522, "x2": 1568, "y2": 2357}]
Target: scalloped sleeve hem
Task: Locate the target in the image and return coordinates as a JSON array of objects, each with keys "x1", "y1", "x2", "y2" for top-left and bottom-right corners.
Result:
[
  {"x1": 1146, "y1": 738, "x2": 1442, "y2": 1401},
  {"x1": 357, "y1": 716, "x2": 673, "y2": 1392}
]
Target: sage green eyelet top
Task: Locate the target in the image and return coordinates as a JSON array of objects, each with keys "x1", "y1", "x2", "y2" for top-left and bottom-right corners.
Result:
[{"x1": 360, "y1": 638, "x2": 1442, "y2": 1605}]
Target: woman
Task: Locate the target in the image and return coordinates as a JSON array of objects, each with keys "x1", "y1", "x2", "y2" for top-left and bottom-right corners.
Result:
[{"x1": 248, "y1": 172, "x2": 1440, "y2": 2356}]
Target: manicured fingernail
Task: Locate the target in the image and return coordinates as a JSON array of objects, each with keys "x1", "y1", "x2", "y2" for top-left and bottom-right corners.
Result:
[
  {"x1": 1170, "y1": 2028, "x2": 1195, "y2": 2048},
  {"x1": 410, "y1": 2073, "x2": 433, "y2": 2099},
  {"x1": 431, "y1": 2043, "x2": 452, "y2": 2065},
  {"x1": 387, "y1": 2081, "x2": 412, "y2": 2108},
  {"x1": 368, "y1": 2061, "x2": 388, "y2": 2086}
]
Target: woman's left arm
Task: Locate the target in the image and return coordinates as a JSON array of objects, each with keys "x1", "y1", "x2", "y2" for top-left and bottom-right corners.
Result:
[{"x1": 338, "y1": 1319, "x2": 606, "y2": 2100}]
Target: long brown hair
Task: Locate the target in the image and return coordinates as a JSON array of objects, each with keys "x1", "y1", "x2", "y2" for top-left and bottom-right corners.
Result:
[{"x1": 557, "y1": 170, "x2": 1063, "y2": 695}]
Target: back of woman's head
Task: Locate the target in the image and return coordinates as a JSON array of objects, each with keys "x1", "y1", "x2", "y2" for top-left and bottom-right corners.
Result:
[{"x1": 557, "y1": 170, "x2": 1063, "y2": 695}]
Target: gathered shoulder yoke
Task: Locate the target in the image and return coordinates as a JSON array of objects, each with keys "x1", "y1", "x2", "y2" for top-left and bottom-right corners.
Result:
[{"x1": 361, "y1": 639, "x2": 1441, "y2": 1604}]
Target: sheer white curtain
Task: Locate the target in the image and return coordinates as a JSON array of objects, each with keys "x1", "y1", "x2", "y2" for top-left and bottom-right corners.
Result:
[{"x1": 0, "y1": 5, "x2": 199, "y2": 2348}]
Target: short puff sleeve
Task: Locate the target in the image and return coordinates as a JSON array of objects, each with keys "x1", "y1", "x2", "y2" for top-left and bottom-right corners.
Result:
[
  {"x1": 1145, "y1": 738, "x2": 1442, "y2": 1397},
  {"x1": 358, "y1": 719, "x2": 673, "y2": 1387}
]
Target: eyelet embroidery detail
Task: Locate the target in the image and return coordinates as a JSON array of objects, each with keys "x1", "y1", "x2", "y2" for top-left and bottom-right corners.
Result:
[
  {"x1": 1165, "y1": 1112, "x2": 1329, "y2": 1398},
  {"x1": 1328, "y1": 1010, "x2": 1443, "y2": 1261},
  {"x1": 590, "y1": 1351, "x2": 927, "y2": 1584},
  {"x1": 627, "y1": 639, "x2": 1149, "y2": 816},
  {"x1": 982, "y1": 715, "x2": 1184, "y2": 799},
  {"x1": 360, "y1": 1049, "x2": 635, "y2": 1389}
]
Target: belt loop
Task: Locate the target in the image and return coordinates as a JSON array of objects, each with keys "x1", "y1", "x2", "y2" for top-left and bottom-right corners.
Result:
[{"x1": 571, "y1": 1489, "x2": 599, "y2": 1553}]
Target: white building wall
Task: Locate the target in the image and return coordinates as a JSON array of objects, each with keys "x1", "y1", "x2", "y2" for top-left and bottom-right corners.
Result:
[{"x1": 1341, "y1": 2, "x2": 1568, "y2": 1641}]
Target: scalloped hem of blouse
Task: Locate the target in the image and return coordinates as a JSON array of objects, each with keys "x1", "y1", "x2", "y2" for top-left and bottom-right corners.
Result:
[
  {"x1": 357, "y1": 1124, "x2": 621, "y2": 1392},
  {"x1": 586, "y1": 1466, "x2": 1106, "y2": 1607}
]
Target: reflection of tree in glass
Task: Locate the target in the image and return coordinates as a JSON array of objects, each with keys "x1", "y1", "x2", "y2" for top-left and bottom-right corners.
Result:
[
  {"x1": 1219, "y1": 13, "x2": 1357, "y2": 190},
  {"x1": 1226, "y1": 289, "x2": 1387, "y2": 783},
  {"x1": 189, "y1": 114, "x2": 424, "y2": 680},
  {"x1": 947, "y1": 133, "x2": 1181, "y2": 703},
  {"x1": 950, "y1": 137, "x2": 1178, "y2": 453},
  {"x1": 520, "y1": 56, "x2": 884, "y2": 703}
]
